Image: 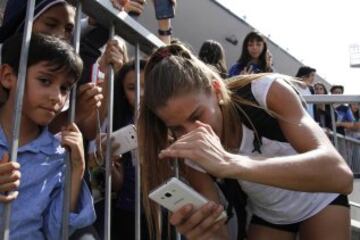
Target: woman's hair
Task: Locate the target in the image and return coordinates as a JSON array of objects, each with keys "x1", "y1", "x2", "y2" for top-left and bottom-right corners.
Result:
[
  {"x1": 2, "y1": 33, "x2": 83, "y2": 82},
  {"x1": 314, "y1": 82, "x2": 328, "y2": 94},
  {"x1": 198, "y1": 39, "x2": 228, "y2": 78},
  {"x1": 237, "y1": 31, "x2": 270, "y2": 72},
  {"x1": 113, "y1": 59, "x2": 146, "y2": 131},
  {"x1": 138, "y1": 43, "x2": 265, "y2": 239},
  {"x1": 0, "y1": 0, "x2": 70, "y2": 43}
]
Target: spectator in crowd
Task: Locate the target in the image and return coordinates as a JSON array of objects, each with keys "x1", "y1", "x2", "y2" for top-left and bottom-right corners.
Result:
[
  {"x1": 198, "y1": 39, "x2": 228, "y2": 78},
  {"x1": 139, "y1": 43, "x2": 352, "y2": 240},
  {"x1": 0, "y1": 33, "x2": 96, "y2": 239},
  {"x1": 351, "y1": 103, "x2": 360, "y2": 131},
  {"x1": 0, "y1": 0, "x2": 104, "y2": 140},
  {"x1": 349, "y1": 103, "x2": 360, "y2": 163},
  {"x1": 228, "y1": 31, "x2": 273, "y2": 77},
  {"x1": 313, "y1": 82, "x2": 332, "y2": 129},
  {"x1": 294, "y1": 66, "x2": 316, "y2": 118},
  {"x1": 330, "y1": 85, "x2": 355, "y2": 135}
]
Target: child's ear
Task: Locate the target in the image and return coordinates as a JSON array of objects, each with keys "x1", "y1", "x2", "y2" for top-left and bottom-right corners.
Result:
[{"x1": 0, "y1": 64, "x2": 17, "y2": 90}]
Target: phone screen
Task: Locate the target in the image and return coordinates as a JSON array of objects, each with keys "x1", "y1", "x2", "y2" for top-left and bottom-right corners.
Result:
[{"x1": 154, "y1": 0, "x2": 175, "y2": 20}]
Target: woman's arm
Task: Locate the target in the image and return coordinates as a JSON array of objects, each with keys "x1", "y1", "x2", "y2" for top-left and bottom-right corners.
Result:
[{"x1": 224, "y1": 79, "x2": 353, "y2": 193}]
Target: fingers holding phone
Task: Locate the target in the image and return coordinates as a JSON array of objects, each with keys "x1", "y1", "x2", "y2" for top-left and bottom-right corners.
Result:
[
  {"x1": 149, "y1": 178, "x2": 227, "y2": 239},
  {"x1": 171, "y1": 203, "x2": 226, "y2": 240},
  {"x1": 97, "y1": 124, "x2": 137, "y2": 162}
]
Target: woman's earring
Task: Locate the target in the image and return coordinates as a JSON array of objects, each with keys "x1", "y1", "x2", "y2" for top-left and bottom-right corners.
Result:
[{"x1": 219, "y1": 99, "x2": 224, "y2": 105}]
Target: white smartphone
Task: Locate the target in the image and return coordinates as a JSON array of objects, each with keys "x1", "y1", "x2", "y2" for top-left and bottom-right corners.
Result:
[
  {"x1": 111, "y1": 124, "x2": 138, "y2": 156},
  {"x1": 149, "y1": 177, "x2": 227, "y2": 222}
]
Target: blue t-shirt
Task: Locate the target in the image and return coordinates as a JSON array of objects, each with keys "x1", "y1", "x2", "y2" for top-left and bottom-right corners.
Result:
[
  {"x1": 0, "y1": 127, "x2": 96, "y2": 240},
  {"x1": 228, "y1": 62, "x2": 263, "y2": 77},
  {"x1": 336, "y1": 105, "x2": 354, "y2": 122}
]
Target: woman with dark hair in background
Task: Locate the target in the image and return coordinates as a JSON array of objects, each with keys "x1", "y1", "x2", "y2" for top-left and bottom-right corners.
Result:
[
  {"x1": 228, "y1": 31, "x2": 272, "y2": 77},
  {"x1": 199, "y1": 39, "x2": 228, "y2": 79},
  {"x1": 313, "y1": 82, "x2": 332, "y2": 129}
]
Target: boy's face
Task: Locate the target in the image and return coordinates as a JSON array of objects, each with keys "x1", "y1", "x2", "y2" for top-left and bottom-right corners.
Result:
[
  {"x1": 33, "y1": 3, "x2": 75, "y2": 42},
  {"x1": 19, "y1": 62, "x2": 75, "y2": 126}
]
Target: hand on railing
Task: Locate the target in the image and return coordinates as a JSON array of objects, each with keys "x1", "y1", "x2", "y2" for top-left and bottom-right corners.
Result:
[
  {"x1": 123, "y1": 0, "x2": 146, "y2": 16},
  {"x1": 98, "y1": 38, "x2": 128, "y2": 74},
  {"x1": 61, "y1": 123, "x2": 86, "y2": 211},
  {"x1": 0, "y1": 153, "x2": 20, "y2": 203},
  {"x1": 76, "y1": 82, "x2": 103, "y2": 119},
  {"x1": 111, "y1": 0, "x2": 129, "y2": 10}
]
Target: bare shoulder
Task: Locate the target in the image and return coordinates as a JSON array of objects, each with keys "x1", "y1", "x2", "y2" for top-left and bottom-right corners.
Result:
[{"x1": 266, "y1": 78, "x2": 305, "y2": 120}]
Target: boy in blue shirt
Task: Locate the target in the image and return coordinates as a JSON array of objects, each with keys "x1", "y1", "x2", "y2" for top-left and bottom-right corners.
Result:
[{"x1": 0, "y1": 33, "x2": 96, "y2": 239}]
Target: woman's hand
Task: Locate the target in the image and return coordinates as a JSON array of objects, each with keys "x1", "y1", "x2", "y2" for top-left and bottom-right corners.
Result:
[
  {"x1": 240, "y1": 65, "x2": 254, "y2": 75},
  {"x1": 170, "y1": 202, "x2": 227, "y2": 240},
  {"x1": 111, "y1": 0, "x2": 129, "y2": 10},
  {"x1": 123, "y1": 0, "x2": 145, "y2": 15},
  {"x1": 159, "y1": 121, "x2": 234, "y2": 178},
  {"x1": 61, "y1": 123, "x2": 85, "y2": 176},
  {"x1": 98, "y1": 39, "x2": 127, "y2": 74},
  {"x1": 76, "y1": 83, "x2": 103, "y2": 123},
  {"x1": 0, "y1": 152, "x2": 20, "y2": 203}
]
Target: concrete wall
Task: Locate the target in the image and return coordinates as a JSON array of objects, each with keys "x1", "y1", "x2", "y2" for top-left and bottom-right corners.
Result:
[{"x1": 136, "y1": 0, "x2": 329, "y2": 87}]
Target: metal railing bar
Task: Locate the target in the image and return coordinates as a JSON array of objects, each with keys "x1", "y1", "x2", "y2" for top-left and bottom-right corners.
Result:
[
  {"x1": 61, "y1": 1, "x2": 83, "y2": 239},
  {"x1": 1, "y1": 1, "x2": 35, "y2": 239},
  {"x1": 134, "y1": 43, "x2": 141, "y2": 240},
  {"x1": 104, "y1": 24, "x2": 115, "y2": 240},
  {"x1": 82, "y1": 0, "x2": 164, "y2": 55},
  {"x1": 303, "y1": 95, "x2": 360, "y2": 104}
]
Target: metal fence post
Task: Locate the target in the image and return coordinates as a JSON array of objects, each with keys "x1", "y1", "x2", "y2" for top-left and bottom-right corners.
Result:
[
  {"x1": 61, "y1": 1, "x2": 82, "y2": 239},
  {"x1": 134, "y1": 43, "x2": 141, "y2": 240},
  {"x1": 1, "y1": 0, "x2": 35, "y2": 239},
  {"x1": 104, "y1": 24, "x2": 115, "y2": 240}
]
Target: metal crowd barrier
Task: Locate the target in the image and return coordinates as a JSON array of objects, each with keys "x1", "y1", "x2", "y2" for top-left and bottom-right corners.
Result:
[
  {"x1": 1, "y1": 0, "x2": 167, "y2": 239},
  {"x1": 81, "y1": 1, "x2": 166, "y2": 240},
  {"x1": 303, "y1": 95, "x2": 360, "y2": 173}
]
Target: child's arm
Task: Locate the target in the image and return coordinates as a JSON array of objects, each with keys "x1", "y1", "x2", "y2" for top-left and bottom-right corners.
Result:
[
  {"x1": 0, "y1": 152, "x2": 21, "y2": 203},
  {"x1": 61, "y1": 123, "x2": 85, "y2": 212}
]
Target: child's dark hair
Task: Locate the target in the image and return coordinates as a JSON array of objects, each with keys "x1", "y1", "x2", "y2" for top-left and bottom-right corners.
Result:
[{"x1": 1, "y1": 33, "x2": 83, "y2": 82}]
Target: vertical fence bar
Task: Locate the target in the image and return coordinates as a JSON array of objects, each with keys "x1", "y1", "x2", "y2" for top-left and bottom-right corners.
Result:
[
  {"x1": 1, "y1": 1, "x2": 35, "y2": 239},
  {"x1": 330, "y1": 104, "x2": 338, "y2": 149},
  {"x1": 170, "y1": 132, "x2": 181, "y2": 240},
  {"x1": 104, "y1": 24, "x2": 115, "y2": 240},
  {"x1": 61, "y1": 1, "x2": 82, "y2": 239},
  {"x1": 174, "y1": 157, "x2": 181, "y2": 240},
  {"x1": 134, "y1": 43, "x2": 141, "y2": 240}
]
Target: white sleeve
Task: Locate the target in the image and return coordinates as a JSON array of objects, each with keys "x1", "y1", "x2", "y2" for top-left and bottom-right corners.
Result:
[{"x1": 251, "y1": 75, "x2": 277, "y2": 110}]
